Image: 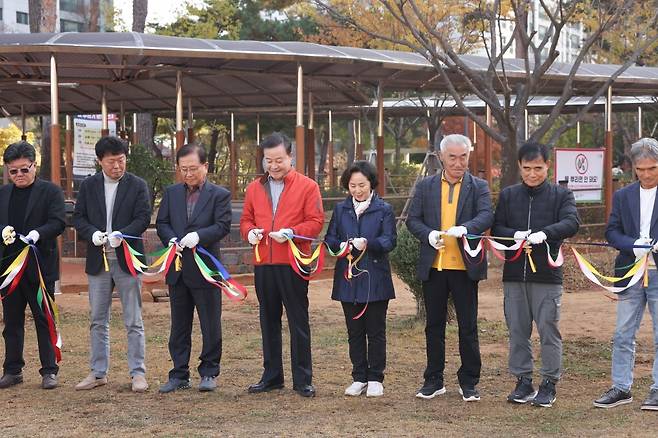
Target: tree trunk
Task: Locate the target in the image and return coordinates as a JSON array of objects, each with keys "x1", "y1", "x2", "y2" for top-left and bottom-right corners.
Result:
[
  {"x1": 132, "y1": 0, "x2": 148, "y2": 33},
  {"x1": 87, "y1": 0, "x2": 100, "y2": 32},
  {"x1": 208, "y1": 128, "x2": 220, "y2": 173},
  {"x1": 499, "y1": 129, "x2": 521, "y2": 189}
]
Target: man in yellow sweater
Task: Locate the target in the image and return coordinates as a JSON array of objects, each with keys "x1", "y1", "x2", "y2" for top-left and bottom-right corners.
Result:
[{"x1": 407, "y1": 134, "x2": 494, "y2": 402}]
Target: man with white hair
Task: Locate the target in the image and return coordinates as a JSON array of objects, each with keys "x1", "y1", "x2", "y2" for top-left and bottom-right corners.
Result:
[
  {"x1": 594, "y1": 137, "x2": 658, "y2": 411},
  {"x1": 406, "y1": 134, "x2": 494, "y2": 402}
]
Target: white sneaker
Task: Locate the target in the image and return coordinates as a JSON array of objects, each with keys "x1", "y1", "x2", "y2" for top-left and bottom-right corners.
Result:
[
  {"x1": 344, "y1": 381, "x2": 367, "y2": 396},
  {"x1": 366, "y1": 381, "x2": 384, "y2": 397}
]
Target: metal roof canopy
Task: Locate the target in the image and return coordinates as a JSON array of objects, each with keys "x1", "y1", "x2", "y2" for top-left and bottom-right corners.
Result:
[{"x1": 2, "y1": 33, "x2": 658, "y2": 117}]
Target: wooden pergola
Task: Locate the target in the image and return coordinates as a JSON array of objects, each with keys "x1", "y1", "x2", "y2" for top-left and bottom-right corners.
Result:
[{"x1": 2, "y1": 32, "x2": 658, "y2": 211}]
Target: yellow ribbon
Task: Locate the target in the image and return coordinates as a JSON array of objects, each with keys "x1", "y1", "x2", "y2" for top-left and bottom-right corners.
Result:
[
  {"x1": 1, "y1": 246, "x2": 29, "y2": 276},
  {"x1": 524, "y1": 244, "x2": 537, "y2": 273},
  {"x1": 571, "y1": 248, "x2": 645, "y2": 282},
  {"x1": 254, "y1": 241, "x2": 262, "y2": 263},
  {"x1": 102, "y1": 246, "x2": 109, "y2": 272},
  {"x1": 288, "y1": 239, "x2": 323, "y2": 265}
]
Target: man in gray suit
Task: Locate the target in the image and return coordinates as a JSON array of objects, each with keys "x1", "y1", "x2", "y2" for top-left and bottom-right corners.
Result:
[{"x1": 406, "y1": 134, "x2": 494, "y2": 402}]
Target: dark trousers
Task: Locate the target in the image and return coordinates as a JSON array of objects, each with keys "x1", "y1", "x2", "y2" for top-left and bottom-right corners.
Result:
[
  {"x1": 254, "y1": 265, "x2": 312, "y2": 386},
  {"x1": 342, "y1": 300, "x2": 389, "y2": 383},
  {"x1": 2, "y1": 279, "x2": 58, "y2": 376},
  {"x1": 423, "y1": 269, "x2": 481, "y2": 387},
  {"x1": 168, "y1": 278, "x2": 222, "y2": 380}
]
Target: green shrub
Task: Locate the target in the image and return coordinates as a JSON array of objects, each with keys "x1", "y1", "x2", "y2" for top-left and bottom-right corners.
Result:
[{"x1": 391, "y1": 224, "x2": 425, "y2": 319}]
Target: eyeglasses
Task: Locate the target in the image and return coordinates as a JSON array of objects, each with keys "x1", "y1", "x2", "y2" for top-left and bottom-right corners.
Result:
[
  {"x1": 179, "y1": 166, "x2": 201, "y2": 174},
  {"x1": 8, "y1": 162, "x2": 34, "y2": 176}
]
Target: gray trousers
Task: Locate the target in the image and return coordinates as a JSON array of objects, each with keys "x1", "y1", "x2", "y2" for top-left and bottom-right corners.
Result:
[
  {"x1": 87, "y1": 259, "x2": 146, "y2": 377},
  {"x1": 503, "y1": 282, "x2": 562, "y2": 382}
]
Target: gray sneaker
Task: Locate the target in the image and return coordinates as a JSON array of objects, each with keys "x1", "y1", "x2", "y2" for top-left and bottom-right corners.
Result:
[
  {"x1": 159, "y1": 378, "x2": 191, "y2": 393},
  {"x1": 641, "y1": 388, "x2": 658, "y2": 411},
  {"x1": 199, "y1": 376, "x2": 217, "y2": 392},
  {"x1": 41, "y1": 374, "x2": 58, "y2": 390},
  {"x1": 0, "y1": 373, "x2": 23, "y2": 389}
]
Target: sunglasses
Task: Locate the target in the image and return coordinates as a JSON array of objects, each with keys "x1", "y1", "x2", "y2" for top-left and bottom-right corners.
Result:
[{"x1": 8, "y1": 163, "x2": 34, "y2": 176}]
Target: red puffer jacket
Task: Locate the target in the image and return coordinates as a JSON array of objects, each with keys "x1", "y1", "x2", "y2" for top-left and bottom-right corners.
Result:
[{"x1": 240, "y1": 169, "x2": 324, "y2": 265}]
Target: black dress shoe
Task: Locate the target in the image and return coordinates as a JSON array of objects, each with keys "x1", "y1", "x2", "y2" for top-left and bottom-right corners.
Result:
[
  {"x1": 293, "y1": 384, "x2": 316, "y2": 398},
  {"x1": 247, "y1": 380, "x2": 284, "y2": 394}
]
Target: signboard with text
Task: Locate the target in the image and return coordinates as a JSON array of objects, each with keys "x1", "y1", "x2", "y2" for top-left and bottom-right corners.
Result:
[
  {"x1": 73, "y1": 114, "x2": 117, "y2": 176},
  {"x1": 554, "y1": 148, "x2": 605, "y2": 202}
]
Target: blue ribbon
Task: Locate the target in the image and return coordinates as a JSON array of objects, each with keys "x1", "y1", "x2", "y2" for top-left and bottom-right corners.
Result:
[{"x1": 196, "y1": 246, "x2": 231, "y2": 280}]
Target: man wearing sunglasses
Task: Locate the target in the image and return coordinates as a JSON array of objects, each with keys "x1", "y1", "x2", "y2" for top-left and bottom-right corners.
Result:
[{"x1": 0, "y1": 141, "x2": 65, "y2": 390}]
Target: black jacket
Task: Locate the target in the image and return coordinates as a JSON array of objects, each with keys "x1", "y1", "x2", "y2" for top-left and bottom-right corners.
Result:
[
  {"x1": 0, "y1": 178, "x2": 66, "y2": 285},
  {"x1": 406, "y1": 172, "x2": 494, "y2": 282},
  {"x1": 73, "y1": 172, "x2": 152, "y2": 275},
  {"x1": 493, "y1": 180, "x2": 580, "y2": 284},
  {"x1": 325, "y1": 194, "x2": 397, "y2": 303},
  {"x1": 156, "y1": 182, "x2": 232, "y2": 288}
]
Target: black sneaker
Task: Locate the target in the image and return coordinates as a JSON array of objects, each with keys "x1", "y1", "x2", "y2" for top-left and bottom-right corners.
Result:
[
  {"x1": 415, "y1": 380, "x2": 446, "y2": 399},
  {"x1": 507, "y1": 376, "x2": 537, "y2": 404},
  {"x1": 640, "y1": 388, "x2": 658, "y2": 411},
  {"x1": 531, "y1": 379, "x2": 557, "y2": 408},
  {"x1": 458, "y1": 385, "x2": 481, "y2": 402},
  {"x1": 593, "y1": 387, "x2": 633, "y2": 409}
]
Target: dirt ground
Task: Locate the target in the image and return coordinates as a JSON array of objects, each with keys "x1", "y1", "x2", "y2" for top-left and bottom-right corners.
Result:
[{"x1": 1, "y1": 267, "x2": 657, "y2": 437}]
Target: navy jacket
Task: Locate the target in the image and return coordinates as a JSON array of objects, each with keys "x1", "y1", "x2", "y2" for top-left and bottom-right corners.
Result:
[
  {"x1": 406, "y1": 172, "x2": 494, "y2": 282},
  {"x1": 493, "y1": 181, "x2": 579, "y2": 284},
  {"x1": 156, "y1": 182, "x2": 232, "y2": 288},
  {"x1": 73, "y1": 171, "x2": 152, "y2": 275},
  {"x1": 606, "y1": 181, "x2": 658, "y2": 283},
  {"x1": 325, "y1": 194, "x2": 397, "y2": 303},
  {"x1": 0, "y1": 178, "x2": 65, "y2": 285}
]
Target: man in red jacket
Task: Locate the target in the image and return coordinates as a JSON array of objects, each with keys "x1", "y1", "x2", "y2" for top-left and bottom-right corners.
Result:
[{"x1": 240, "y1": 132, "x2": 324, "y2": 397}]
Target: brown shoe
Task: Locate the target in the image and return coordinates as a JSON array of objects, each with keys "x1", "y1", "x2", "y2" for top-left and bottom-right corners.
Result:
[
  {"x1": 75, "y1": 373, "x2": 108, "y2": 390},
  {"x1": 131, "y1": 375, "x2": 148, "y2": 393}
]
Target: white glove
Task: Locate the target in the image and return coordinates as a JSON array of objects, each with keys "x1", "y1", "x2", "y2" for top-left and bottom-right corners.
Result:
[
  {"x1": 248, "y1": 228, "x2": 264, "y2": 245},
  {"x1": 108, "y1": 231, "x2": 123, "y2": 248},
  {"x1": 634, "y1": 237, "x2": 652, "y2": 259},
  {"x1": 269, "y1": 228, "x2": 293, "y2": 243},
  {"x1": 92, "y1": 230, "x2": 107, "y2": 247},
  {"x1": 20, "y1": 230, "x2": 40, "y2": 245},
  {"x1": 169, "y1": 237, "x2": 183, "y2": 255},
  {"x1": 339, "y1": 241, "x2": 348, "y2": 252},
  {"x1": 514, "y1": 230, "x2": 531, "y2": 241},
  {"x1": 446, "y1": 225, "x2": 467, "y2": 238},
  {"x1": 428, "y1": 230, "x2": 442, "y2": 250},
  {"x1": 352, "y1": 237, "x2": 367, "y2": 251},
  {"x1": 527, "y1": 231, "x2": 547, "y2": 245},
  {"x1": 2, "y1": 226, "x2": 16, "y2": 245},
  {"x1": 180, "y1": 232, "x2": 200, "y2": 249}
]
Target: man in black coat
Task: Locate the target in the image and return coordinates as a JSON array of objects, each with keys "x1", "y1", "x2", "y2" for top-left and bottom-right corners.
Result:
[
  {"x1": 406, "y1": 134, "x2": 494, "y2": 402},
  {"x1": 493, "y1": 142, "x2": 579, "y2": 408},
  {"x1": 73, "y1": 136, "x2": 152, "y2": 393},
  {"x1": 0, "y1": 141, "x2": 65, "y2": 390},
  {"x1": 156, "y1": 144, "x2": 232, "y2": 393}
]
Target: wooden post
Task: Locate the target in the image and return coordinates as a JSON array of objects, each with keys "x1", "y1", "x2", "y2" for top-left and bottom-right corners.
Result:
[
  {"x1": 306, "y1": 92, "x2": 315, "y2": 180},
  {"x1": 100, "y1": 86, "x2": 109, "y2": 137},
  {"x1": 50, "y1": 55, "x2": 61, "y2": 187},
  {"x1": 187, "y1": 97, "x2": 195, "y2": 143},
  {"x1": 469, "y1": 118, "x2": 477, "y2": 174},
  {"x1": 356, "y1": 119, "x2": 364, "y2": 161},
  {"x1": 65, "y1": 115, "x2": 73, "y2": 199},
  {"x1": 256, "y1": 115, "x2": 264, "y2": 175},
  {"x1": 376, "y1": 84, "x2": 385, "y2": 196},
  {"x1": 484, "y1": 105, "x2": 493, "y2": 188},
  {"x1": 21, "y1": 105, "x2": 27, "y2": 140},
  {"x1": 638, "y1": 106, "x2": 643, "y2": 139},
  {"x1": 230, "y1": 112, "x2": 237, "y2": 195},
  {"x1": 295, "y1": 64, "x2": 305, "y2": 173},
  {"x1": 576, "y1": 121, "x2": 581, "y2": 148},
  {"x1": 604, "y1": 86, "x2": 613, "y2": 220},
  {"x1": 175, "y1": 71, "x2": 185, "y2": 152},
  {"x1": 131, "y1": 113, "x2": 138, "y2": 145},
  {"x1": 327, "y1": 110, "x2": 334, "y2": 188}
]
